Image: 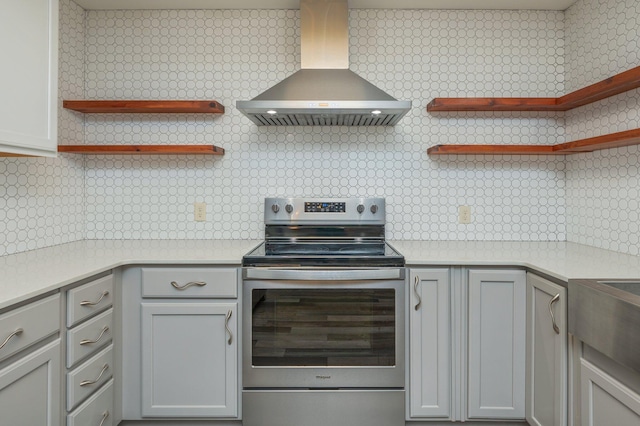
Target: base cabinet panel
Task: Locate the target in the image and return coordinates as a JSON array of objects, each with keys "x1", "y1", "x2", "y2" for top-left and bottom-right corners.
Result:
[
  {"x1": 67, "y1": 379, "x2": 113, "y2": 426},
  {"x1": 0, "y1": 340, "x2": 61, "y2": 426},
  {"x1": 141, "y1": 302, "x2": 238, "y2": 418},
  {"x1": 526, "y1": 273, "x2": 567, "y2": 426},
  {"x1": 580, "y1": 359, "x2": 640, "y2": 425},
  {"x1": 408, "y1": 268, "x2": 451, "y2": 419},
  {"x1": 467, "y1": 269, "x2": 526, "y2": 419}
]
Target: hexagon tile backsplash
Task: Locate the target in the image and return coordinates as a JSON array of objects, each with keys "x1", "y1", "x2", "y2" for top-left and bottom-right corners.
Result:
[
  {"x1": 564, "y1": 0, "x2": 640, "y2": 255},
  {"x1": 78, "y1": 8, "x2": 567, "y2": 243},
  {"x1": 3, "y1": 0, "x2": 640, "y2": 258}
]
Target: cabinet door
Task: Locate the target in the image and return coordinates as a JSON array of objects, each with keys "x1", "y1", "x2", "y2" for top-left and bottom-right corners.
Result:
[
  {"x1": 526, "y1": 273, "x2": 567, "y2": 426},
  {"x1": 408, "y1": 268, "x2": 451, "y2": 418},
  {"x1": 580, "y1": 359, "x2": 640, "y2": 425},
  {"x1": 141, "y1": 302, "x2": 237, "y2": 417},
  {"x1": 0, "y1": 0, "x2": 58, "y2": 156},
  {"x1": 0, "y1": 340, "x2": 61, "y2": 426},
  {"x1": 468, "y1": 269, "x2": 526, "y2": 419}
]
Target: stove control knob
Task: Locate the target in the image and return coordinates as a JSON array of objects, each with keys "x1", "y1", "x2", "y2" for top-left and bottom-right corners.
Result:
[
  {"x1": 370, "y1": 204, "x2": 379, "y2": 214},
  {"x1": 285, "y1": 204, "x2": 294, "y2": 214},
  {"x1": 357, "y1": 204, "x2": 365, "y2": 214},
  {"x1": 271, "y1": 204, "x2": 280, "y2": 213}
]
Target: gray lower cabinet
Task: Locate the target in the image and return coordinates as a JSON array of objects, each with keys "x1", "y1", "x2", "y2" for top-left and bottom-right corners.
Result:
[
  {"x1": 408, "y1": 268, "x2": 451, "y2": 419},
  {"x1": 140, "y1": 301, "x2": 238, "y2": 417},
  {"x1": 580, "y1": 359, "x2": 640, "y2": 424},
  {"x1": 65, "y1": 273, "x2": 115, "y2": 426},
  {"x1": 467, "y1": 269, "x2": 526, "y2": 420},
  {"x1": 120, "y1": 266, "x2": 240, "y2": 421},
  {"x1": 67, "y1": 379, "x2": 114, "y2": 426},
  {"x1": 526, "y1": 273, "x2": 567, "y2": 426},
  {"x1": 0, "y1": 339, "x2": 61, "y2": 426},
  {"x1": 0, "y1": 293, "x2": 61, "y2": 426},
  {"x1": 407, "y1": 267, "x2": 526, "y2": 422}
]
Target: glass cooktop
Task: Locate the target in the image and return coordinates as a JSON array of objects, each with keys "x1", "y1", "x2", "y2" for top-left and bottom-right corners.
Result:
[{"x1": 242, "y1": 241, "x2": 405, "y2": 267}]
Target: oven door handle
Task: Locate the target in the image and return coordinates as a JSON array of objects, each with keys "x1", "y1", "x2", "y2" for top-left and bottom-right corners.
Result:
[{"x1": 244, "y1": 268, "x2": 403, "y2": 281}]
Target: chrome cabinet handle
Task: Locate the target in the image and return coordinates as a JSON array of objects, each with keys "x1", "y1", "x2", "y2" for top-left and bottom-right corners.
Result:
[
  {"x1": 171, "y1": 281, "x2": 207, "y2": 290},
  {"x1": 225, "y1": 310, "x2": 233, "y2": 345},
  {"x1": 0, "y1": 328, "x2": 23, "y2": 351},
  {"x1": 80, "y1": 363, "x2": 109, "y2": 387},
  {"x1": 413, "y1": 276, "x2": 422, "y2": 311},
  {"x1": 549, "y1": 293, "x2": 561, "y2": 334},
  {"x1": 98, "y1": 411, "x2": 109, "y2": 426},
  {"x1": 80, "y1": 326, "x2": 110, "y2": 345},
  {"x1": 80, "y1": 291, "x2": 110, "y2": 307}
]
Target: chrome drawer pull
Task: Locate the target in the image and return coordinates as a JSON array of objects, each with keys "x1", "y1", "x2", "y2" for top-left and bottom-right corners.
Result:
[
  {"x1": 225, "y1": 310, "x2": 233, "y2": 345},
  {"x1": 80, "y1": 326, "x2": 110, "y2": 345},
  {"x1": 170, "y1": 281, "x2": 207, "y2": 290},
  {"x1": 80, "y1": 291, "x2": 110, "y2": 307},
  {"x1": 0, "y1": 328, "x2": 23, "y2": 351},
  {"x1": 413, "y1": 276, "x2": 422, "y2": 311},
  {"x1": 80, "y1": 363, "x2": 109, "y2": 387},
  {"x1": 549, "y1": 293, "x2": 561, "y2": 334},
  {"x1": 98, "y1": 411, "x2": 109, "y2": 426}
]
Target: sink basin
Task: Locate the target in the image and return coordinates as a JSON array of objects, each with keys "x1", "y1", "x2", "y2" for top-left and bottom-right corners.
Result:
[
  {"x1": 569, "y1": 279, "x2": 640, "y2": 373},
  {"x1": 598, "y1": 281, "x2": 640, "y2": 297}
]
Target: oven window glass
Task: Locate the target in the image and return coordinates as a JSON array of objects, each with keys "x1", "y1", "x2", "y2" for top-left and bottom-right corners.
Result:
[{"x1": 251, "y1": 289, "x2": 395, "y2": 367}]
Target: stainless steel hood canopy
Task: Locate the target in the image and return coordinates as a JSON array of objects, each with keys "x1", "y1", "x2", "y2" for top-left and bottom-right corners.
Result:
[{"x1": 236, "y1": 0, "x2": 412, "y2": 126}]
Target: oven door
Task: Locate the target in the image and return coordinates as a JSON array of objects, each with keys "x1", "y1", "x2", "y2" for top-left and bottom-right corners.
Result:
[{"x1": 242, "y1": 268, "x2": 405, "y2": 389}]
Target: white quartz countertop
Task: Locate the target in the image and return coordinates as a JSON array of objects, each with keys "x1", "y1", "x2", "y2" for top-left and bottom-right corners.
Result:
[
  {"x1": 1, "y1": 239, "x2": 640, "y2": 311},
  {"x1": 391, "y1": 240, "x2": 640, "y2": 282},
  {"x1": 0, "y1": 239, "x2": 261, "y2": 311}
]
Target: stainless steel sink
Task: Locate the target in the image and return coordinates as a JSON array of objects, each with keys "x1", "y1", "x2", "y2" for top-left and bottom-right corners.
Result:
[
  {"x1": 569, "y1": 279, "x2": 640, "y2": 373},
  {"x1": 598, "y1": 281, "x2": 640, "y2": 296}
]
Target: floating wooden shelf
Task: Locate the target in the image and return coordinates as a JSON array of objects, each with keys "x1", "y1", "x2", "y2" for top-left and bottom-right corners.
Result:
[
  {"x1": 427, "y1": 65, "x2": 640, "y2": 112},
  {"x1": 63, "y1": 100, "x2": 225, "y2": 114},
  {"x1": 58, "y1": 145, "x2": 225, "y2": 155},
  {"x1": 427, "y1": 128, "x2": 640, "y2": 156},
  {"x1": 427, "y1": 144, "x2": 559, "y2": 155}
]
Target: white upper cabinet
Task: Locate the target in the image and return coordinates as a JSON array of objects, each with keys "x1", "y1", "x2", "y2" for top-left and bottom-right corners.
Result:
[{"x1": 0, "y1": 0, "x2": 58, "y2": 157}]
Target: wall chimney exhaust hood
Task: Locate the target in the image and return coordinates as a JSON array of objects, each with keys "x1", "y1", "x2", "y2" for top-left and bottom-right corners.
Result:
[{"x1": 236, "y1": 0, "x2": 412, "y2": 126}]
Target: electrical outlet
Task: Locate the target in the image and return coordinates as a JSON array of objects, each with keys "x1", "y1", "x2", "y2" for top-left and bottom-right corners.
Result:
[
  {"x1": 194, "y1": 202, "x2": 207, "y2": 221},
  {"x1": 459, "y1": 205, "x2": 471, "y2": 224}
]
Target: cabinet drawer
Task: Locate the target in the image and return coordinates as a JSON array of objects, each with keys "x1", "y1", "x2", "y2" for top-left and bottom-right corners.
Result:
[
  {"x1": 0, "y1": 294, "x2": 60, "y2": 362},
  {"x1": 67, "y1": 274, "x2": 114, "y2": 327},
  {"x1": 67, "y1": 379, "x2": 114, "y2": 426},
  {"x1": 141, "y1": 267, "x2": 237, "y2": 298},
  {"x1": 67, "y1": 309, "x2": 113, "y2": 368},
  {"x1": 67, "y1": 344, "x2": 113, "y2": 411}
]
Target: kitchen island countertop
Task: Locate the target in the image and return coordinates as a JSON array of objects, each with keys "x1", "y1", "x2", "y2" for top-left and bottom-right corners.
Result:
[{"x1": 2, "y1": 239, "x2": 640, "y2": 310}]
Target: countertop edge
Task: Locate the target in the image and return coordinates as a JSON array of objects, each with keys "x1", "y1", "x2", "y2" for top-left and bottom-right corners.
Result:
[{"x1": 3, "y1": 239, "x2": 640, "y2": 311}]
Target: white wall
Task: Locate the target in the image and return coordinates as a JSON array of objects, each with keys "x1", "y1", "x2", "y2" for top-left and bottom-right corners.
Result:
[
  {"x1": 0, "y1": 0, "x2": 85, "y2": 256},
  {"x1": 78, "y1": 8, "x2": 566, "y2": 242},
  {"x1": 12, "y1": 1, "x2": 640, "y2": 256},
  {"x1": 565, "y1": 0, "x2": 640, "y2": 255}
]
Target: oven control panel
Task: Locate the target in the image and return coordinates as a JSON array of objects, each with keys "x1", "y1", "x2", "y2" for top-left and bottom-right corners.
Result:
[
  {"x1": 264, "y1": 197, "x2": 385, "y2": 224},
  {"x1": 305, "y1": 202, "x2": 346, "y2": 213}
]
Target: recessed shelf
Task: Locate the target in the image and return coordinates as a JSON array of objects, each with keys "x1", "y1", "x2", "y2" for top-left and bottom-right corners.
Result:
[
  {"x1": 427, "y1": 65, "x2": 640, "y2": 112},
  {"x1": 58, "y1": 145, "x2": 225, "y2": 155},
  {"x1": 427, "y1": 128, "x2": 640, "y2": 156},
  {"x1": 63, "y1": 100, "x2": 225, "y2": 114}
]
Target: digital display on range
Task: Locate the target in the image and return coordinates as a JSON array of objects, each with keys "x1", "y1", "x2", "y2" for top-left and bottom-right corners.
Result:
[{"x1": 305, "y1": 202, "x2": 346, "y2": 213}]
